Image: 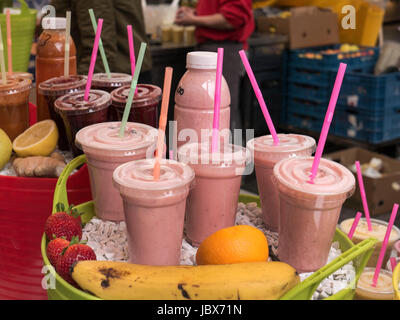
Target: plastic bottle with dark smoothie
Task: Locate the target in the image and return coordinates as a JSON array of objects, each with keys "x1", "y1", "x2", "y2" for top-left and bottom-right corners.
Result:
[
  {"x1": 38, "y1": 75, "x2": 87, "y2": 150},
  {"x1": 110, "y1": 84, "x2": 161, "y2": 127},
  {"x1": 0, "y1": 77, "x2": 32, "y2": 141},
  {"x1": 36, "y1": 17, "x2": 77, "y2": 122}
]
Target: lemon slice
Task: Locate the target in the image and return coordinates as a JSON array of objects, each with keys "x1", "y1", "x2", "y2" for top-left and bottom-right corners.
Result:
[
  {"x1": 0, "y1": 129, "x2": 12, "y2": 169},
  {"x1": 13, "y1": 120, "x2": 59, "y2": 157}
]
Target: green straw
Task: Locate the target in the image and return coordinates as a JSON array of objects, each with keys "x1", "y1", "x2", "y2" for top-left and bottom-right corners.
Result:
[
  {"x1": 88, "y1": 9, "x2": 111, "y2": 78},
  {"x1": 119, "y1": 42, "x2": 147, "y2": 137},
  {"x1": 0, "y1": 25, "x2": 7, "y2": 85}
]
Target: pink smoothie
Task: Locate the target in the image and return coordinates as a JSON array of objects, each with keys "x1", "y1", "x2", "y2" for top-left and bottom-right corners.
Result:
[
  {"x1": 178, "y1": 141, "x2": 250, "y2": 246},
  {"x1": 273, "y1": 157, "x2": 355, "y2": 272},
  {"x1": 113, "y1": 159, "x2": 195, "y2": 265},
  {"x1": 75, "y1": 122, "x2": 158, "y2": 222},
  {"x1": 247, "y1": 134, "x2": 316, "y2": 232},
  {"x1": 174, "y1": 52, "x2": 231, "y2": 148}
]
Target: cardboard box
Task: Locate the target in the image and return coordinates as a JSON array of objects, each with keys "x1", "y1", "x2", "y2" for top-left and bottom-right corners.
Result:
[
  {"x1": 256, "y1": 6, "x2": 340, "y2": 49},
  {"x1": 324, "y1": 147, "x2": 400, "y2": 216}
]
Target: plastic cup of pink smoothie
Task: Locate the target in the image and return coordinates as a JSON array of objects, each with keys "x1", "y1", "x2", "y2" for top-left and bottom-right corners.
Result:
[
  {"x1": 113, "y1": 159, "x2": 195, "y2": 265},
  {"x1": 247, "y1": 134, "x2": 316, "y2": 232},
  {"x1": 75, "y1": 121, "x2": 158, "y2": 222},
  {"x1": 178, "y1": 141, "x2": 250, "y2": 247},
  {"x1": 273, "y1": 156, "x2": 356, "y2": 272}
]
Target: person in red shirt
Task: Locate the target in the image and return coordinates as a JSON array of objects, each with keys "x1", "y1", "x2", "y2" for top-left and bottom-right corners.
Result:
[{"x1": 175, "y1": 0, "x2": 255, "y2": 131}]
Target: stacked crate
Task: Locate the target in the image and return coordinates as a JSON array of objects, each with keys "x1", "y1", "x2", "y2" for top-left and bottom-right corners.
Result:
[
  {"x1": 283, "y1": 45, "x2": 380, "y2": 136},
  {"x1": 333, "y1": 71, "x2": 400, "y2": 143}
]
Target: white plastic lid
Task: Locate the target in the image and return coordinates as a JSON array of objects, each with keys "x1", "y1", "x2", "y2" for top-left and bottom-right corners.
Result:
[
  {"x1": 187, "y1": 51, "x2": 217, "y2": 69},
  {"x1": 42, "y1": 17, "x2": 67, "y2": 30}
]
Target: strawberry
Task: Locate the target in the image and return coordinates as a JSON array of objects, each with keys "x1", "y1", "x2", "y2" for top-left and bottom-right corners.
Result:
[
  {"x1": 47, "y1": 237, "x2": 70, "y2": 267},
  {"x1": 56, "y1": 237, "x2": 96, "y2": 287},
  {"x1": 44, "y1": 204, "x2": 82, "y2": 241}
]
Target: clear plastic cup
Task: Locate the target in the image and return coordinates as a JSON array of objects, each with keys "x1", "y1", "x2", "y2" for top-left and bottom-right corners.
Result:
[
  {"x1": 247, "y1": 134, "x2": 316, "y2": 232},
  {"x1": 339, "y1": 218, "x2": 400, "y2": 268},
  {"x1": 355, "y1": 267, "x2": 394, "y2": 300},
  {"x1": 273, "y1": 156, "x2": 356, "y2": 273},
  {"x1": 54, "y1": 90, "x2": 111, "y2": 156},
  {"x1": 0, "y1": 77, "x2": 32, "y2": 141},
  {"x1": 178, "y1": 141, "x2": 250, "y2": 246},
  {"x1": 75, "y1": 122, "x2": 158, "y2": 222},
  {"x1": 113, "y1": 159, "x2": 195, "y2": 265},
  {"x1": 110, "y1": 84, "x2": 161, "y2": 127},
  {"x1": 39, "y1": 75, "x2": 87, "y2": 150}
]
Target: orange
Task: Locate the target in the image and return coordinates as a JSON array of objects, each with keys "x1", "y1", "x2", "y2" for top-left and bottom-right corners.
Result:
[{"x1": 195, "y1": 225, "x2": 269, "y2": 265}]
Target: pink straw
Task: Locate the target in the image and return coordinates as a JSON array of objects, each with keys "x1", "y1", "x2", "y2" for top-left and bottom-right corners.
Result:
[
  {"x1": 355, "y1": 160, "x2": 373, "y2": 231},
  {"x1": 239, "y1": 49, "x2": 279, "y2": 145},
  {"x1": 372, "y1": 203, "x2": 399, "y2": 287},
  {"x1": 127, "y1": 25, "x2": 138, "y2": 95},
  {"x1": 308, "y1": 63, "x2": 347, "y2": 184},
  {"x1": 390, "y1": 257, "x2": 397, "y2": 272},
  {"x1": 84, "y1": 18, "x2": 103, "y2": 101},
  {"x1": 127, "y1": 25, "x2": 136, "y2": 78},
  {"x1": 348, "y1": 211, "x2": 362, "y2": 240},
  {"x1": 212, "y1": 48, "x2": 224, "y2": 153}
]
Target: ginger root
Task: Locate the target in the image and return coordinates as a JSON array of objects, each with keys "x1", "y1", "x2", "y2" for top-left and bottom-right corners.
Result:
[{"x1": 13, "y1": 152, "x2": 66, "y2": 178}]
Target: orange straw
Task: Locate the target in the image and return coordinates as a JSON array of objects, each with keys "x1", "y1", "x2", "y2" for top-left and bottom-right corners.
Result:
[
  {"x1": 6, "y1": 9, "x2": 12, "y2": 75},
  {"x1": 153, "y1": 67, "x2": 173, "y2": 180}
]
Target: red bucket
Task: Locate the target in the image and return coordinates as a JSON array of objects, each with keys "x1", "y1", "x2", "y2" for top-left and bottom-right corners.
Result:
[{"x1": 0, "y1": 104, "x2": 92, "y2": 300}]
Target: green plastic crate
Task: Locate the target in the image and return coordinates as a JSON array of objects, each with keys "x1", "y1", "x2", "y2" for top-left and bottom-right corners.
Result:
[
  {"x1": 0, "y1": 0, "x2": 36, "y2": 72},
  {"x1": 41, "y1": 155, "x2": 377, "y2": 300}
]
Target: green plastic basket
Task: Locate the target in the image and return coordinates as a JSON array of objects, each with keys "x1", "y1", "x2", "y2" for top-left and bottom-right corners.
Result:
[
  {"x1": 0, "y1": 0, "x2": 36, "y2": 72},
  {"x1": 41, "y1": 155, "x2": 378, "y2": 300}
]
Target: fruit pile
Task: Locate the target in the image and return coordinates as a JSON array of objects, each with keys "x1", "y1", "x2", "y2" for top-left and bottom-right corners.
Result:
[
  {"x1": 298, "y1": 44, "x2": 375, "y2": 60},
  {"x1": 44, "y1": 204, "x2": 96, "y2": 287},
  {"x1": 0, "y1": 120, "x2": 68, "y2": 178}
]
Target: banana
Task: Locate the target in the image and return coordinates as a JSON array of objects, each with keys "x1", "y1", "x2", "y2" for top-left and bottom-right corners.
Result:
[{"x1": 71, "y1": 260, "x2": 300, "y2": 300}]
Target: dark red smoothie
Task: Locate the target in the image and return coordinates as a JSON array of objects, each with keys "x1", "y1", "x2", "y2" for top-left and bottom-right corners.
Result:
[
  {"x1": 54, "y1": 90, "x2": 111, "y2": 156},
  {"x1": 110, "y1": 84, "x2": 161, "y2": 128},
  {"x1": 38, "y1": 75, "x2": 87, "y2": 150}
]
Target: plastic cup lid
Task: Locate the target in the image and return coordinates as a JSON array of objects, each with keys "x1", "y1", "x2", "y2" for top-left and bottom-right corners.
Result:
[
  {"x1": 273, "y1": 156, "x2": 356, "y2": 197},
  {"x1": 111, "y1": 84, "x2": 162, "y2": 107},
  {"x1": 113, "y1": 159, "x2": 195, "y2": 191},
  {"x1": 54, "y1": 89, "x2": 111, "y2": 115},
  {"x1": 178, "y1": 141, "x2": 250, "y2": 167},
  {"x1": 39, "y1": 75, "x2": 87, "y2": 95},
  {"x1": 0, "y1": 78, "x2": 32, "y2": 95},
  {"x1": 91, "y1": 73, "x2": 132, "y2": 87}
]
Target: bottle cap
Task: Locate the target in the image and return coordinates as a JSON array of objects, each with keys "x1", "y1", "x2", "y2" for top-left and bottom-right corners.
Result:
[{"x1": 186, "y1": 51, "x2": 217, "y2": 70}]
